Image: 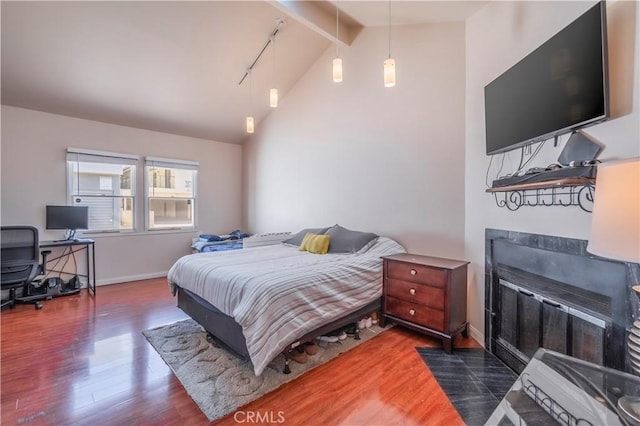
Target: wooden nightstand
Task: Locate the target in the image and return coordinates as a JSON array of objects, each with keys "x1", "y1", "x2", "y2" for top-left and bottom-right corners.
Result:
[{"x1": 380, "y1": 253, "x2": 469, "y2": 353}]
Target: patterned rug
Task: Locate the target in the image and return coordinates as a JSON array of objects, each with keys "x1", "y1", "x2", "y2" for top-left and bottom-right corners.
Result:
[{"x1": 143, "y1": 318, "x2": 386, "y2": 422}]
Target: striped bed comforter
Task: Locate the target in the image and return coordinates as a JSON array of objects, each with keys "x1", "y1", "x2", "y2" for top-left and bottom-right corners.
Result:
[{"x1": 167, "y1": 236, "x2": 406, "y2": 375}]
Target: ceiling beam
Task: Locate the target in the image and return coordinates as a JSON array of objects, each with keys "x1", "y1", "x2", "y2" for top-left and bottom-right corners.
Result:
[{"x1": 269, "y1": 0, "x2": 363, "y2": 47}]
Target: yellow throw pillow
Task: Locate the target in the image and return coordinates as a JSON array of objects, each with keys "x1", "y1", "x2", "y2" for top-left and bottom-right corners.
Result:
[{"x1": 299, "y1": 232, "x2": 330, "y2": 254}]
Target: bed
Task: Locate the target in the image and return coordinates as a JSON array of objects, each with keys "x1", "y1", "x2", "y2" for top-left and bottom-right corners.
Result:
[{"x1": 167, "y1": 233, "x2": 406, "y2": 375}]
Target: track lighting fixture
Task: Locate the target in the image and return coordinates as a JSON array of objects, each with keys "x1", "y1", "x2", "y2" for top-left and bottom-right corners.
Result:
[{"x1": 239, "y1": 18, "x2": 286, "y2": 132}]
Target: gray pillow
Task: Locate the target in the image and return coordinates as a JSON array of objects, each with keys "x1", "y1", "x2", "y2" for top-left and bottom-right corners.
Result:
[
  {"x1": 283, "y1": 227, "x2": 331, "y2": 246},
  {"x1": 324, "y1": 225, "x2": 379, "y2": 254}
]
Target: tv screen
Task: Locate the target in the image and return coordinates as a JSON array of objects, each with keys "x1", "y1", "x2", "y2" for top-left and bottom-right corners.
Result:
[
  {"x1": 46, "y1": 205, "x2": 89, "y2": 230},
  {"x1": 484, "y1": 2, "x2": 608, "y2": 155}
]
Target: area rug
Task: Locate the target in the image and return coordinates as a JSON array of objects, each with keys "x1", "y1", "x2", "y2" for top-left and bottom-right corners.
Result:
[
  {"x1": 416, "y1": 347, "x2": 518, "y2": 425},
  {"x1": 143, "y1": 318, "x2": 387, "y2": 422}
]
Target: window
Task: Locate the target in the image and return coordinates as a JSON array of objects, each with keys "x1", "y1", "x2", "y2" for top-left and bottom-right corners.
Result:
[
  {"x1": 67, "y1": 148, "x2": 138, "y2": 232},
  {"x1": 145, "y1": 157, "x2": 198, "y2": 230}
]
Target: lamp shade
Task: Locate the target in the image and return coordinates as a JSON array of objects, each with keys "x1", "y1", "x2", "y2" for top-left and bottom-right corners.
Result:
[
  {"x1": 246, "y1": 116, "x2": 254, "y2": 134},
  {"x1": 384, "y1": 58, "x2": 396, "y2": 87},
  {"x1": 333, "y1": 57, "x2": 343, "y2": 83},
  {"x1": 587, "y1": 158, "x2": 640, "y2": 263}
]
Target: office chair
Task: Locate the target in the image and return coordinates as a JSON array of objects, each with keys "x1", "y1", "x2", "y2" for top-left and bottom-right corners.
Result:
[{"x1": 1, "y1": 226, "x2": 50, "y2": 310}]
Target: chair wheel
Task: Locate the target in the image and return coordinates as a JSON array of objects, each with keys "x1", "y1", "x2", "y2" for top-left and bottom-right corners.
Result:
[{"x1": 35, "y1": 302, "x2": 43, "y2": 310}]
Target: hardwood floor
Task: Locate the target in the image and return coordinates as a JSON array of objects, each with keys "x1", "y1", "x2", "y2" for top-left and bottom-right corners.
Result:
[{"x1": 1, "y1": 278, "x2": 480, "y2": 425}]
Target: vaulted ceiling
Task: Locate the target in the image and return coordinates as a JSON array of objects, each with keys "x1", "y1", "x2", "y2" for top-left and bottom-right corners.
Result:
[{"x1": 1, "y1": 1, "x2": 487, "y2": 145}]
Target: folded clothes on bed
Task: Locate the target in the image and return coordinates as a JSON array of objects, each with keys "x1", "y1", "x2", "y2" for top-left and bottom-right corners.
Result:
[
  {"x1": 230, "y1": 230, "x2": 251, "y2": 239},
  {"x1": 202, "y1": 241, "x2": 243, "y2": 252},
  {"x1": 199, "y1": 230, "x2": 250, "y2": 242}
]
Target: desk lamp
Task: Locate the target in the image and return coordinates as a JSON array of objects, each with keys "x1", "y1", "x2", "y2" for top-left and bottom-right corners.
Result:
[{"x1": 586, "y1": 157, "x2": 640, "y2": 422}]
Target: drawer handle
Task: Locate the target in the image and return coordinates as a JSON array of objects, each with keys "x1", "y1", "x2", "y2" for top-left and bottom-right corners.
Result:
[
  {"x1": 409, "y1": 309, "x2": 416, "y2": 316},
  {"x1": 409, "y1": 288, "x2": 416, "y2": 295},
  {"x1": 410, "y1": 269, "x2": 417, "y2": 276}
]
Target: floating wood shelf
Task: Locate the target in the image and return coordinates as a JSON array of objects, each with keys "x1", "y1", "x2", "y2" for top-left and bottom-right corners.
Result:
[{"x1": 486, "y1": 177, "x2": 595, "y2": 212}]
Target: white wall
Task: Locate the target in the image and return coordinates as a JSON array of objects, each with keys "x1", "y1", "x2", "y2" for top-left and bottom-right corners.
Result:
[
  {"x1": 1, "y1": 106, "x2": 243, "y2": 284},
  {"x1": 465, "y1": 1, "x2": 640, "y2": 338},
  {"x1": 243, "y1": 23, "x2": 467, "y2": 259}
]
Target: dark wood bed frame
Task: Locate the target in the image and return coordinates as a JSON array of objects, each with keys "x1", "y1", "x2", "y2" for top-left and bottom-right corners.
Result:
[{"x1": 175, "y1": 285, "x2": 380, "y2": 374}]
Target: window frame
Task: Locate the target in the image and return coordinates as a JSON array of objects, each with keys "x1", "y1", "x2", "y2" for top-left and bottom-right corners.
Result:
[
  {"x1": 66, "y1": 147, "x2": 139, "y2": 234},
  {"x1": 144, "y1": 156, "x2": 198, "y2": 231}
]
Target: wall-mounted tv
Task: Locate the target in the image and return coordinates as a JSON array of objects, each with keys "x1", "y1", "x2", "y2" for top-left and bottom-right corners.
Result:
[{"x1": 484, "y1": 1, "x2": 609, "y2": 155}]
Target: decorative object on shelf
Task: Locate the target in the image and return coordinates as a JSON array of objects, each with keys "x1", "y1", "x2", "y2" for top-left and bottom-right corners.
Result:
[
  {"x1": 383, "y1": 0, "x2": 395, "y2": 88},
  {"x1": 333, "y1": 0, "x2": 343, "y2": 83},
  {"x1": 486, "y1": 178, "x2": 595, "y2": 212},
  {"x1": 586, "y1": 158, "x2": 640, "y2": 375}
]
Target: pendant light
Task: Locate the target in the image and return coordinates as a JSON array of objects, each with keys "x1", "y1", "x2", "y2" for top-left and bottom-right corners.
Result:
[
  {"x1": 333, "y1": 0, "x2": 343, "y2": 83},
  {"x1": 246, "y1": 69, "x2": 255, "y2": 133},
  {"x1": 246, "y1": 116, "x2": 255, "y2": 134},
  {"x1": 270, "y1": 36, "x2": 279, "y2": 107},
  {"x1": 383, "y1": 0, "x2": 396, "y2": 88}
]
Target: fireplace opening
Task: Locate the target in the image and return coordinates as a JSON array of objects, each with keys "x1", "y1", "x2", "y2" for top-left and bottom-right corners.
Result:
[
  {"x1": 496, "y1": 269, "x2": 609, "y2": 372},
  {"x1": 485, "y1": 229, "x2": 638, "y2": 374}
]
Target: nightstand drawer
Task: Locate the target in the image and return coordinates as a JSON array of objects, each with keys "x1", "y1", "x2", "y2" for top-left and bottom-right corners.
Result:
[
  {"x1": 386, "y1": 261, "x2": 446, "y2": 287},
  {"x1": 386, "y1": 296, "x2": 444, "y2": 331},
  {"x1": 386, "y1": 278, "x2": 444, "y2": 309}
]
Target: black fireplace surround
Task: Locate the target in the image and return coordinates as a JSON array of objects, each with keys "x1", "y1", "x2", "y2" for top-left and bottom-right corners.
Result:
[{"x1": 485, "y1": 229, "x2": 640, "y2": 374}]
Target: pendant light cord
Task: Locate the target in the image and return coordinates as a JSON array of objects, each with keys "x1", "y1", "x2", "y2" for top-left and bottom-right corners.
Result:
[
  {"x1": 336, "y1": 0, "x2": 340, "y2": 57},
  {"x1": 272, "y1": 36, "x2": 276, "y2": 84},
  {"x1": 248, "y1": 68, "x2": 252, "y2": 113},
  {"x1": 388, "y1": 0, "x2": 391, "y2": 59}
]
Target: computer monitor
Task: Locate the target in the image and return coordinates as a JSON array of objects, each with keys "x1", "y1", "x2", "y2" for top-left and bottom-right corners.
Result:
[{"x1": 45, "y1": 205, "x2": 88, "y2": 240}]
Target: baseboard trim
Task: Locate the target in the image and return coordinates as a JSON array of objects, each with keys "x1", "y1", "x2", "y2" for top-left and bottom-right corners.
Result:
[
  {"x1": 92, "y1": 271, "x2": 168, "y2": 287},
  {"x1": 468, "y1": 324, "x2": 484, "y2": 348}
]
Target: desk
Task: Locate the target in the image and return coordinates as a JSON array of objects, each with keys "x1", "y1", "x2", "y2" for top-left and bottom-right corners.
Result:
[
  {"x1": 487, "y1": 348, "x2": 640, "y2": 425},
  {"x1": 40, "y1": 239, "x2": 96, "y2": 295}
]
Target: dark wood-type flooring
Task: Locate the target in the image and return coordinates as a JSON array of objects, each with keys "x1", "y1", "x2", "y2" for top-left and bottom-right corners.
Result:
[{"x1": 1, "y1": 278, "x2": 480, "y2": 425}]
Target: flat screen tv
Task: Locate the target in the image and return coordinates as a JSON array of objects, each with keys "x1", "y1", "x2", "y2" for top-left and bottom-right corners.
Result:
[
  {"x1": 46, "y1": 205, "x2": 88, "y2": 240},
  {"x1": 484, "y1": 2, "x2": 608, "y2": 155}
]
